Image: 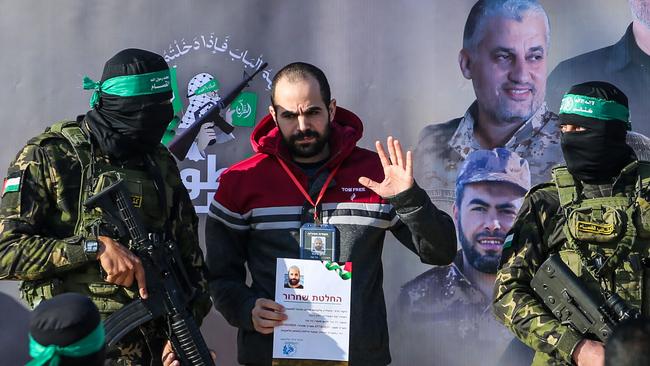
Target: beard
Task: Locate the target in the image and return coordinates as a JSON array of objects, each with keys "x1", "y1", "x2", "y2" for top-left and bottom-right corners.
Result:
[
  {"x1": 457, "y1": 221, "x2": 505, "y2": 274},
  {"x1": 281, "y1": 113, "x2": 331, "y2": 159},
  {"x1": 284, "y1": 129, "x2": 329, "y2": 158},
  {"x1": 492, "y1": 84, "x2": 541, "y2": 125},
  {"x1": 289, "y1": 278, "x2": 300, "y2": 286},
  {"x1": 495, "y1": 99, "x2": 535, "y2": 124}
]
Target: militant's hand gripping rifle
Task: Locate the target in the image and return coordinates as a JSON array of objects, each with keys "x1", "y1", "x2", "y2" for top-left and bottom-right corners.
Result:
[
  {"x1": 84, "y1": 179, "x2": 214, "y2": 366},
  {"x1": 168, "y1": 62, "x2": 269, "y2": 161},
  {"x1": 531, "y1": 254, "x2": 640, "y2": 342}
]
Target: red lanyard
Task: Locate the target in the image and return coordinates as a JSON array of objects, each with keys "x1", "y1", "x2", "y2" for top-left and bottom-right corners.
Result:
[{"x1": 276, "y1": 158, "x2": 341, "y2": 223}]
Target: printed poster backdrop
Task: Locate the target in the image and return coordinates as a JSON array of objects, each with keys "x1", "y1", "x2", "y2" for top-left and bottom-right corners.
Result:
[{"x1": 0, "y1": 1, "x2": 645, "y2": 365}]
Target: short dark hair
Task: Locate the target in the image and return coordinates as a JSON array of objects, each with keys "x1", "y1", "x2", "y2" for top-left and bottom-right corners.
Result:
[
  {"x1": 270, "y1": 62, "x2": 331, "y2": 108},
  {"x1": 606, "y1": 317, "x2": 650, "y2": 366}
]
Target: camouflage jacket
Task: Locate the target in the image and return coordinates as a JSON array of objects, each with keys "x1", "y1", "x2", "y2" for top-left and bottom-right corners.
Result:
[
  {"x1": 0, "y1": 119, "x2": 211, "y2": 322},
  {"x1": 393, "y1": 251, "x2": 513, "y2": 366},
  {"x1": 413, "y1": 102, "x2": 563, "y2": 215},
  {"x1": 492, "y1": 170, "x2": 647, "y2": 365}
]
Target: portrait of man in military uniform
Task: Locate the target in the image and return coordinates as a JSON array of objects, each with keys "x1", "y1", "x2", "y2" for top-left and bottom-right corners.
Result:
[
  {"x1": 413, "y1": 0, "x2": 561, "y2": 215},
  {"x1": 414, "y1": 0, "x2": 650, "y2": 218},
  {"x1": 395, "y1": 148, "x2": 531, "y2": 366}
]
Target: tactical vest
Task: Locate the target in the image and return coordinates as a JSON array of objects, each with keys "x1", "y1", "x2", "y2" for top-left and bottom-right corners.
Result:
[
  {"x1": 20, "y1": 120, "x2": 176, "y2": 314},
  {"x1": 552, "y1": 163, "x2": 650, "y2": 308}
]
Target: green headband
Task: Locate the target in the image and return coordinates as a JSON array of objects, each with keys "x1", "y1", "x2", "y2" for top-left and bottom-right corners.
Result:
[
  {"x1": 27, "y1": 323, "x2": 105, "y2": 366},
  {"x1": 560, "y1": 93, "x2": 631, "y2": 130},
  {"x1": 83, "y1": 69, "x2": 172, "y2": 108},
  {"x1": 188, "y1": 79, "x2": 220, "y2": 98}
]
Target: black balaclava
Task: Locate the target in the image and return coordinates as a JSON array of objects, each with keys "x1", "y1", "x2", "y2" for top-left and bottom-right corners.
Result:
[
  {"x1": 86, "y1": 48, "x2": 173, "y2": 159},
  {"x1": 559, "y1": 81, "x2": 635, "y2": 183},
  {"x1": 29, "y1": 293, "x2": 105, "y2": 366}
]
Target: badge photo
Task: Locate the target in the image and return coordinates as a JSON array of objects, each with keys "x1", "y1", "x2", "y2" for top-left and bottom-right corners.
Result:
[{"x1": 299, "y1": 223, "x2": 337, "y2": 261}]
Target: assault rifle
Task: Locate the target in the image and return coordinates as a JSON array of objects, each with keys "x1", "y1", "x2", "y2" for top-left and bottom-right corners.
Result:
[
  {"x1": 531, "y1": 254, "x2": 640, "y2": 342},
  {"x1": 84, "y1": 180, "x2": 214, "y2": 366},
  {"x1": 168, "y1": 62, "x2": 268, "y2": 161}
]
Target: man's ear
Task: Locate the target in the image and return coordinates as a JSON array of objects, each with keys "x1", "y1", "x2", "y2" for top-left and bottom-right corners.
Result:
[
  {"x1": 458, "y1": 49, "x2": 473, "y2": 80},
  {"x1": 269, "y1": 105, "x2": 278, "y2": 126},
  {"x1": 452, "y1": 202, "x2": 460, "y2": 224},
  {"x1": 328, "y1": 99, "x2": 337, "y2": 122}
]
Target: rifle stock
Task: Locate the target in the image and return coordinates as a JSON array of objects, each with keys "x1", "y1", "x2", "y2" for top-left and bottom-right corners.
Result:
[{"x1": 168, "y1": 62, "x2": 268, "y2": 160}]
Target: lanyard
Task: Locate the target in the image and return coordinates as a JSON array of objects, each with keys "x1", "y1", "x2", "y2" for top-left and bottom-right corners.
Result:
[{"x1": 276, "y1": 158, "x2": 341, "y2": 223}]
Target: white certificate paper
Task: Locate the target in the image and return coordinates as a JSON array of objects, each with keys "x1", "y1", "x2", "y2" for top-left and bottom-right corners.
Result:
[{"x1": 273, "y1": 258, "x2": 352, "y2": 362}]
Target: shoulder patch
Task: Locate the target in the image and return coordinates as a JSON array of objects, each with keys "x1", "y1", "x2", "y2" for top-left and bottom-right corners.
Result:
[
  {"x1": 503, "y1": 233, "x2": 514, "y2": 249},
  {"x1": 2, "y1": 171, "x2": 22, "y2": 196}
]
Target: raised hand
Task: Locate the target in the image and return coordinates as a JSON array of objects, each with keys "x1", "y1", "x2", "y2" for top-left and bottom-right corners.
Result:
[{"x1": 359, "y1": 136, "x2": 414, "y2": 198}]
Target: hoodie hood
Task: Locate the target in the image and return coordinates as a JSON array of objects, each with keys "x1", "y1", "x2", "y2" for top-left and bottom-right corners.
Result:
[{"x1": 251, "y1": 107, "x2": 364, "y2": 168}]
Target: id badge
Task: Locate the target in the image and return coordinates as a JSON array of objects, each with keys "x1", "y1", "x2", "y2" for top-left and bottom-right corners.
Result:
[{"x1": 300, "y1": 223, "x2": 337, "y2": 261}]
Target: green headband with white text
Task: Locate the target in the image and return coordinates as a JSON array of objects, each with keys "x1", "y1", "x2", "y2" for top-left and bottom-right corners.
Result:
[
  {"x1": 83, "y1": 69, "x2": 172, "y2": 108},
  {"x1": 560, "y1": 93, "x2": 631, "y2": 130},
  {"x1": 188, "y1": 79, "x2": 220, "y2": 98}
]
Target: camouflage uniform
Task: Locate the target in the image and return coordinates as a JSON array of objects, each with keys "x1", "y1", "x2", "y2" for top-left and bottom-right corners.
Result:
[
  {"x1": 394, "y1": 251, "x2": 513, "y2": 366},
  {"x1": 492, "y1": 163, "x2": 650, "y2": 365},
  {"x1": 0, "y1": 119, "x2": 212, "y2": 365},
  {"x1": 413, "y1": 102, "x2": 562, "y2": 215}
]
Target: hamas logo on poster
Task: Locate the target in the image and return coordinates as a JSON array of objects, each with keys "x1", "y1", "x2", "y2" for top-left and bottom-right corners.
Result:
[
  {"x1": 231, "y1": 91, "x2": 257, "y2": 127},
  {"x1": 161, "y1": 33, "x2": 272, "y2": 213},
  {"x1": 560, "y1": 95, "x2": 575, "y2": 115}
]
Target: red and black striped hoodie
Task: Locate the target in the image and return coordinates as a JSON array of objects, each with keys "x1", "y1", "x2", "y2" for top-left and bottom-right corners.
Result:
[{"x1": 205, "y1": 107, "x2": 456, "y2": 366}]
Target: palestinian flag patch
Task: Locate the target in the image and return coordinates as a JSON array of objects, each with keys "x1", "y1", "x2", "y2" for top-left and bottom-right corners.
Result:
[
  {"x1": 2, "y1": 172, "x2": 21, "y2": 197},
  {"x1": 503, "y1": 233, "x2": 514, "y2": 249}
]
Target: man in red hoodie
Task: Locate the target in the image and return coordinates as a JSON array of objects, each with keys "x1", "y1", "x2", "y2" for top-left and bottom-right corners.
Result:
[{"x1": 205, "y1": 62, "x2": 457, "y2": 366}]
